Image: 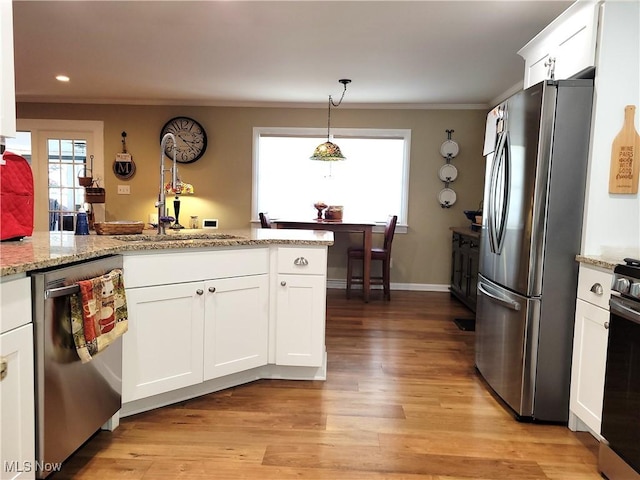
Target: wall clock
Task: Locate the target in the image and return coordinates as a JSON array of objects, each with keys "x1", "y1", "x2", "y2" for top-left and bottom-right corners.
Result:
[{"x1": 160, "y1": 116, "x2": 208, "y2": 163}]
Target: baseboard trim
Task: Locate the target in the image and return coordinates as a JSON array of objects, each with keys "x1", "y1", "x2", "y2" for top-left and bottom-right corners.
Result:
[{"x1": 327, "y1": 279, "x2": 449, "y2": 292}]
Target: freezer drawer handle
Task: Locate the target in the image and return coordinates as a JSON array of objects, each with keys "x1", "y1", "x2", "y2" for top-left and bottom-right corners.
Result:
[{"x1": 478, "y1": 282, "x2": 521, "y2": 311}]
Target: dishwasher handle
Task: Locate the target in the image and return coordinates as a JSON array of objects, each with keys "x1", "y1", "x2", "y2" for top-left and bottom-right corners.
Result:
[{"x1": 45, "y1": 284, "x2": 81, "y2": 299}]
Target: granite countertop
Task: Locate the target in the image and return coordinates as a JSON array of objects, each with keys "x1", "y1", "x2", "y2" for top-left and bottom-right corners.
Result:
[
  {"x1": 1, "y1": 228, "x2": 334, "y2": 277},
  {"x1": 576, "y1": 247, "x2": 640, "y2": 271}
]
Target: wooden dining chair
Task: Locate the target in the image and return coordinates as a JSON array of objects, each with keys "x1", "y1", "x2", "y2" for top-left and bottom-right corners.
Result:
[
  {"x1": 259, "y1": 212, "x2": 272, "y2": 228},
  {"x1": 346, "y1": 215, "x2": 398, "y2": 300}
]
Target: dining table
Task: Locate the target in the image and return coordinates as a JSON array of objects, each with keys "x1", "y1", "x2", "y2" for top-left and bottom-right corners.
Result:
[{"x1": 273, "y1": 219, "x2": 376, "y2": 302}]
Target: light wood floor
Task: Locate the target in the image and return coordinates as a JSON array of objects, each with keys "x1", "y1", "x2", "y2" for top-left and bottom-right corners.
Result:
[{"x1": 54, "y1": 290, "x2": 601, "y2": 479}]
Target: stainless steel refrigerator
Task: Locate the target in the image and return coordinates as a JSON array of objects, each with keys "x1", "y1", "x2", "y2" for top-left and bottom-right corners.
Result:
[{"x1": 475, "y1": 79, "x2": 594, "y2": 422}]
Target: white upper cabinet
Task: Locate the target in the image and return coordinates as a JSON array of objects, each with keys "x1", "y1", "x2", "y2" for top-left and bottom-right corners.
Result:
[
  {"x1": 0, "y1": 0, "x2": 16, "y2": 140},
  {"x1": 518, "y1": 0, "x2": 600, "y2": 88}
]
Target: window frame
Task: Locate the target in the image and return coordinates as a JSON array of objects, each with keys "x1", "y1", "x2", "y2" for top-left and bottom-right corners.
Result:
[{"x1": 252, "y1": 127, "x2": 411, "y2": 229}]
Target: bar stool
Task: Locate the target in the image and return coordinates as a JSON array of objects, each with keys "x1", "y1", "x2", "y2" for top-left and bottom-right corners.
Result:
[{"x1": 346, "y1": 215, "x2": 397, "y2": 300}]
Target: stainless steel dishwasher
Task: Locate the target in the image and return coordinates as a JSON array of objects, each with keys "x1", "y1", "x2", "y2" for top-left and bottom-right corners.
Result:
[{"x1": 31, "y1": 255, "x2": 123, "y2": 478}]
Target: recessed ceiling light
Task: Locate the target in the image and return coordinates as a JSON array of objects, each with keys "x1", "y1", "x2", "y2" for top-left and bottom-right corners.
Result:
[{"x1": 56, "y1": 75, "x2": 70, "y2": 82}]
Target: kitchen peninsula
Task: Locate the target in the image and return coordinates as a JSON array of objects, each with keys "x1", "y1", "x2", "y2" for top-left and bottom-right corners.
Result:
[{"x1": 1, "y1": 227, "x2": 333, "y2": 427}]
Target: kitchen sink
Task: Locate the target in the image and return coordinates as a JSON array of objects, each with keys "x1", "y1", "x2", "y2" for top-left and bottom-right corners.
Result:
[{"x1": 113, "y1": 233, "x2": 244, "y2": 242}]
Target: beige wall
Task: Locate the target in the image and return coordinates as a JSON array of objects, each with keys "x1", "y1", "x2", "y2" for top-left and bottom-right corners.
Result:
[{"x1": 17, "y1": 102, "x2": 487, "y2": 287}]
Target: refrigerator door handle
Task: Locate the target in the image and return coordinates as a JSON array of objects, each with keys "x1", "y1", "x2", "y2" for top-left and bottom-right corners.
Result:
[
  {"x1": 494, "y1": 132, "x2": 510, "y2": 254},
  {"x1": 487, "y1": 134, "x2": 500, "y2": 253},
  {"x1": 478, "y1": 281, "x2": 521, "y2": 311}
]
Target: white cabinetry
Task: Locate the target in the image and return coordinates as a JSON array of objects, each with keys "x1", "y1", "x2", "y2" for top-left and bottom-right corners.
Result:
[
  {"x1": 275, "y1": 246, "x2": 327, "y2": 367},
  {"x1": 569, "y1": 264, "x2": 612, "y2": 437},
  {"x1": 122, "y1": 281, "x2": 204, "y2": 402},
  {"x1": 518, "y1": 1, "x2": 599, "y2": 88},
  {"x1": 0, "y1": 0, "x2": 16, "y2": 140},
  {"x1": 122, "y1": 248, "x2": 269, "y2": 403},
  {"x1": 203, "y1": 275, "x2": 269, "y2": 380},
  {"x1": 0, "y1": 276, "x2": 35, "y2": 480}
]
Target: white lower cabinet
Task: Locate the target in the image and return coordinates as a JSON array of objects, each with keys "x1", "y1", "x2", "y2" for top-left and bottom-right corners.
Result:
[
  {"x1": 122, "y1": 245, "x2": 328, "y2": 408},
  {"x1": 123, "y1": 281, "x2": 205, "y2": 402},
  {"x1": 275, "y1": 246, "x2": 328, "y2": 367},
  {"x1": 203, "y1": 275, "x2": 269, "y2": 380},
  {"x1": 570, "y1": 299, "x2": 609, "y2": 435},
  {"x1": 569, "y1": 264, "x2": 612, "y2": 437},
  {"x1": 1, "y1": 324, "x2": 35, "y2": 480},
  {"x1": 276, "y1": 274, "x2": 326, "y2": 367}
]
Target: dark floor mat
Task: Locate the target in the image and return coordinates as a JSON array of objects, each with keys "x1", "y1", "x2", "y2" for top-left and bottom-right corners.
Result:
[{"x1": 454, "y1": 318, "x2": 475, "y2": 331}]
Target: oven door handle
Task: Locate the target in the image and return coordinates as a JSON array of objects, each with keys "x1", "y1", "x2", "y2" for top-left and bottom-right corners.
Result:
[{"x1": 610, "y1": 297, "x2": 640, "y2": 325}]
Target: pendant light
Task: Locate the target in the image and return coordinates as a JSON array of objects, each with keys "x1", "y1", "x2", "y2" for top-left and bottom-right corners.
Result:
[{"x1": 310, "y1": 79, "x2": 352, "y2": 161}]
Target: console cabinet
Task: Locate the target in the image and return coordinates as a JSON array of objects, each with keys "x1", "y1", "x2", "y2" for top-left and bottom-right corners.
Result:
[{"x1": 450, "y1": 230, "x2": 480, "y2": 313}]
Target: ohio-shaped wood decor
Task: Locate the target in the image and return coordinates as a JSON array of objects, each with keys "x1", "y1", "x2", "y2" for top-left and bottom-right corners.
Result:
[{"x1": 609, "y1": 105, "x2": 640, "y2": 194}]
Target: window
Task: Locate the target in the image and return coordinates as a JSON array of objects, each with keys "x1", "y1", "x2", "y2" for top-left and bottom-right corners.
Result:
[
  {"x1": 253, "y1": 128, "x2": 410, "y2": 224},
  {"x1": 47, "y1": 138, "x2": 88, "y2": 231}
]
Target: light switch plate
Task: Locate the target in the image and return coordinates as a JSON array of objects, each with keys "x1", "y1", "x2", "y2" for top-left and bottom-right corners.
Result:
[
  {"x1": 202, "y1": 218, "x2": 218, "y2": 229},
  {"x1": 117, "y1": 185, "x2": 130, "y2": 194}
]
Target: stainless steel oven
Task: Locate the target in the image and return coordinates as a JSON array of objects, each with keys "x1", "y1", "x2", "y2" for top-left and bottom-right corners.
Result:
[
  {"x1": 31, "y1": 255, "x2": 123, "y2": 478},
  {"x1": 600, "y1": 258, "x2": 640, "y2": 480}
]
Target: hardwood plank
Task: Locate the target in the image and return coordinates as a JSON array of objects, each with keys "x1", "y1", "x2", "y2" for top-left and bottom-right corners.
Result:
[{"x1": 55, "y1": 290, "x2": 601, "y2": 479}]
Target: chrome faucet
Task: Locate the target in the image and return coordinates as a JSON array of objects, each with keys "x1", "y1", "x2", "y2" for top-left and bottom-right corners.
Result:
[{"x1": 156, "y1": 133, "x2": 178, "y2": 234}]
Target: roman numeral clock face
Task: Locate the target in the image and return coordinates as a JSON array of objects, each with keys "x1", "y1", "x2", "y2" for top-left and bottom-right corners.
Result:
[{"x1": 160, "y1": 116, "x2": 208, "y2": 163}]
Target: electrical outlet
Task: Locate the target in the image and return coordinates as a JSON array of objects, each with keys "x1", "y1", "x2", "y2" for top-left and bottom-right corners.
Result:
[{"x1": 117, "y1": 185, "x2": 130, "y2": 195}]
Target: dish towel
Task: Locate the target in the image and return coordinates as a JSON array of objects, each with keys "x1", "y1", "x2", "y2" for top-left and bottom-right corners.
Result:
[{"x1": 70, "y1": 268, "x2": 128, "y2": 363}]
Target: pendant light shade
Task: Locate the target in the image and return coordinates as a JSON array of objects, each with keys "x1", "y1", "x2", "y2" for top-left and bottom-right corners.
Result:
[
  {"x1": 310, "y1": 141, "x2": 346, "y2": 161},
  {"x1": 310, "y1": 79, "x2": 351, "y2": 161}
]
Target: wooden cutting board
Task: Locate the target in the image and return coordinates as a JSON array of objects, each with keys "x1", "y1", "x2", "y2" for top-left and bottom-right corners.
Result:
[{"x1": 609, "y1": 105, "x2": 640, "y2": 194}]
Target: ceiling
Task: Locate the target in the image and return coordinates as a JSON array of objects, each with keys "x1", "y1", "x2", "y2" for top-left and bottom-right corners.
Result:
[{"x1": 12, "y1": 1, "x2": 572, "y2": 109}]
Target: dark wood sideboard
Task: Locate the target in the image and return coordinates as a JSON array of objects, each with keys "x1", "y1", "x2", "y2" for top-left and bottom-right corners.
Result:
[{"x1": 450, "y1": 227, "x2": 480, "y2": 313}]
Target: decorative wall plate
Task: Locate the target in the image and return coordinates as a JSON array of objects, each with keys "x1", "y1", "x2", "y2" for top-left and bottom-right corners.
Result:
[
  {"x1": 438, "y1": 188, "x2": 457, "y2": 207},
  {"x1": 440, "y1": 139, "x2": 460, "y2": 158},
  {"x1": 438, "y1": 163, "x2": 458, "y2": 182}
]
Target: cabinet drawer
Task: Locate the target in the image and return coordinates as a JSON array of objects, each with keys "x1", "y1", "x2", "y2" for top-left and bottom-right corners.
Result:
[
  {"x1": 124, "y1": 247, "x2": 269, "y2": 288},
  {"x1": 0, "y1": 276, "x2": 32, "y2": 333},
  {"x1": 577, "y1": 265, "x2": 612, "y2": 310},
  {"x1": 277, "y1": 246, "x2": 327, "y2": 275}
]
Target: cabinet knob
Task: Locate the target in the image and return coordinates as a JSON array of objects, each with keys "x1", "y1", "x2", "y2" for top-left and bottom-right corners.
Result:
[
  {"x1": 281, "y1": 281, "x2": 287, "y2": 286},
  {"x1": 196, "y1": 289, "x2": 204, "y2": 295},
  {"x1": 294, "y1": 257, "x2": 309, "y2": 266},
  {"x1": 208, "y1": 287, "x2": 216, "y2": 293},
  {"x1": 590, "y1": 283, "x2": 604, "y2": 295},
  {"x1": 604, "y1": 321, "x2": 610, "y2": 330},
  {"x1": 0, "y1": 357, "x2": 7, "y2": 381}
]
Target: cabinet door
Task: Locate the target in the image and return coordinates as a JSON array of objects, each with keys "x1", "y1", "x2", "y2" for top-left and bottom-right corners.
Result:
[
  {"x1": 552, "y1": 3, "x2": 598, "y2": 81},
  {"x1": 276, "y1": 274, "x2": 326, "y2": 367},
  {"x1": 570, "y1": 298, "x2": 609, "y2": 435},
  {"x1": 450, "y1": 234, "x2": 463, "y2": 295},
  {"x1": 466, "y1": 240, "x2": 480, "y2": 308},
  {"x1": 123, "y1": 282, "x2": 204, "y2": 403},
  {"x1": 1, "y1": 324, "x2": 35, "y2": 480},
  {"x1": 203, "y1": 275, "x2": 269, "y2": 380}
]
